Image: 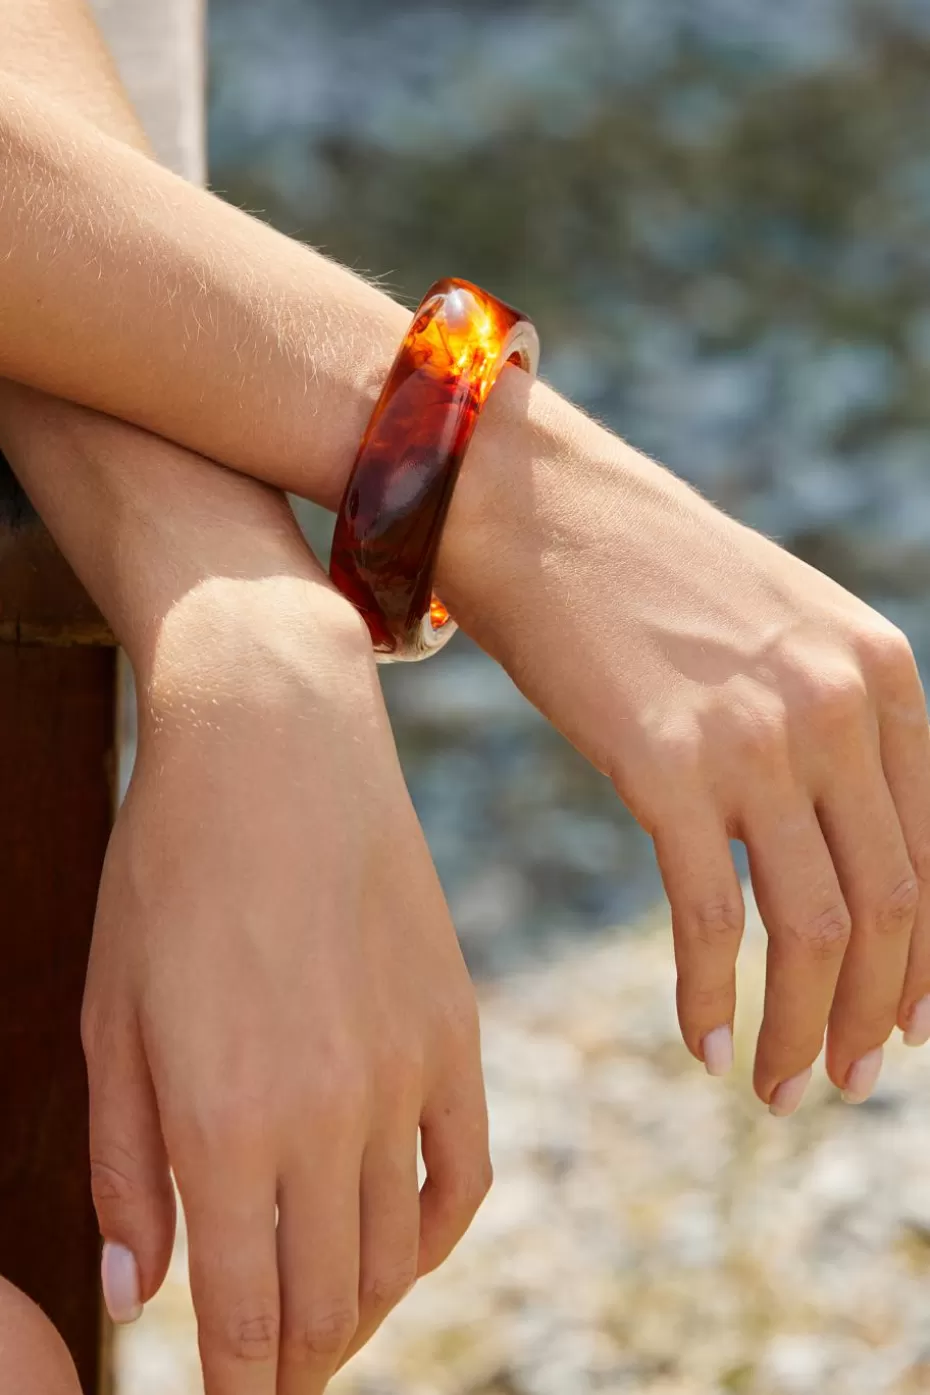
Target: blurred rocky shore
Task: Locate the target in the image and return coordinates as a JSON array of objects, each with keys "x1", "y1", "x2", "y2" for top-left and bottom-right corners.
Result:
[{"x1": 118, "y1": 896, "x2": 930, "y2": 1395}]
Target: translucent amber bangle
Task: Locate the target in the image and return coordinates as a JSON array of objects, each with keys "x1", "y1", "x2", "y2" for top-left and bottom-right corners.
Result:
[{"x1": 329, "y1": 277, "x2": 539, "y2": 662}]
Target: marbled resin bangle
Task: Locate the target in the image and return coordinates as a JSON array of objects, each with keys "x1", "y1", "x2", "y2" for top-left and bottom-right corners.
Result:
[{"x1": 329, "y1": 277, "x2": 539, "y2": 662}]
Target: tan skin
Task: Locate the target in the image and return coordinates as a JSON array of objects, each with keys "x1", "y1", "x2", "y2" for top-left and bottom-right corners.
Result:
[
  {"x1": 0, "y1": 1277, "x2": 85, "y2": 1395},
  {"x1": 3, "y1": 37, "x2": 927, "y2": 1102},
  {"x1": 0, "y1": 5, "x2": 487, "y2": 1392},
  {"x1": 2, "y1": 0, "x2": 930, "y2": 1386},
  {"x1": 0, "y1": 395, "x2": 491, "y2": 1395}
]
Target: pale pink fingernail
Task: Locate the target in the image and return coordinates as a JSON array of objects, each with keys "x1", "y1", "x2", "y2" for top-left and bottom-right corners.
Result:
[
  {"x1": 769, "y1": 1067, "x2": 812, "y2": 1117},
  {"x1": 701, "y1": 1025, "x2": 733, "y2": 1078},
  {"x1": 904, "y1": 995, "x2": 930, "y2": 1047},
  {"x1": 842, "y1": 1046, "x2": 883, "y2": 1104},
  {"x1": 101, "y1": 1241, "x2": 142, "y2": 1325}
]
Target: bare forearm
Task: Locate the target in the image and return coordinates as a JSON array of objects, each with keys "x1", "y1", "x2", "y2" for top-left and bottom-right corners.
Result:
[
  {"x1": 0, "y1": 386, "x2": 345, "y2": 668},
  {"x1": 0, "y1": 0, "x2": 143, "y2": 144},
  {"x1": 0, "y1": 0, "x2": 633, "y2": 648},
  {"x1": 0, "y1": 0, "x2": 353, "y2": 673},
  {"x1": 0, "y1": 8, "x2": 602, "y2": 508},
  {"x1": 0, "y1": 55, "x2": 410, "y2": 511}
]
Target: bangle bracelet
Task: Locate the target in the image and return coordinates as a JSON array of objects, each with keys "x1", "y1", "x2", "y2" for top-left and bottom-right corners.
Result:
[{"x1": 329, "y1": 277, "x2": 539, "y2": 662}]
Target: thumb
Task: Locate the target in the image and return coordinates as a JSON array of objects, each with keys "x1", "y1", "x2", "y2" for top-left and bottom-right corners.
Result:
[{"x1": 82, "y1": 1006, "x2": 176, "y2": 1325}]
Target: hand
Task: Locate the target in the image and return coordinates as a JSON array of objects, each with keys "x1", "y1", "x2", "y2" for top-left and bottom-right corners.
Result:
[
  {"x1": 80, "y1": 565, "x2": 489, "y2": 1393},
  {"x1": 0, "y1": 381, "x2": 490, "y2": 1392},
  {"x1": 441, "y1": 377, "x2": 930, "y2": 1114}
]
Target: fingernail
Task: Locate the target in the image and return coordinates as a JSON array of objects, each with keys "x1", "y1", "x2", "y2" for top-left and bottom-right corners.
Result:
[
  {"x1": 904, "y1": 995, "x2": 930, "y2": 1047},
  {"x1": 101, "y1": 1241, "x2": 142, "y2": 1325},
  {"x1": 769, "y1": 1067, "x2": 812, "y2": 1117},
  {"x1": 842, "y1": 1046, "x2": 883, "y2": 1105},
  {"x1": 701, "y1": 1025, "x2": 733, "y2": 1078}
]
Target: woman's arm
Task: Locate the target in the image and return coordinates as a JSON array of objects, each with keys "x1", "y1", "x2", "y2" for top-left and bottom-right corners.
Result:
[
  {"x1": 0, "y1": 18, "x2": 566, "y2": 525},
  {"x1": 0, "y1": 53, "x2": 407, "y2": 508},
  {"x1": 4, "y1": 0, "x2": 930, "y2": 1120},
  {"x1": 3, "y1": 394, "x2": 488, "y2": 1395},
  {"x1": 0, "y1": 5, "x2": 489, "y2": 1388}
]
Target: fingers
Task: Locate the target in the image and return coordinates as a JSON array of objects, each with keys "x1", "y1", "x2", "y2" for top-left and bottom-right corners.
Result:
[
  {"x1": 276, "y1": 1128, "x2": 362, "y2": 1395},
  {"x1": 82, "y1": 1008, "x2": 177, "y2": 1322},
  {"x1": 743, "y1": 792, "x2": 850, "y2": 1109},
  {"x1": 337, "y1": 1125, "x2": 421, "y2": 1369},
  {"x1": 180, "y1": 1157, "x2": 280, "y2": 1395},
  {"x1": 818, "y1": 747, "x2": 916, "y2": 1093},
  {"x1": 653, "y1": 806, "x2": 744, "y2": 1073},
  {"x1": 418, "y1": 1059, "x2": 492, "y2": 1278},
  {"x1": 875, "y1": 670, "x2": 930, "y2": 1042},
  {"x1": 645, "y1": 625, "x2": 930, "y2": 1113}
]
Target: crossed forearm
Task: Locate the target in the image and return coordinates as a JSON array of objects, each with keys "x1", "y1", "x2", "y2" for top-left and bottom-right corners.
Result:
[
  {"x1": 0, "y1": 18, "x2": 496, "y2": 1394},
  {"x1": 0, "y1": 56, "x2": 405, "y2": 509},
  {"x1": 0, "y1": 2, "x2": 580, "y2": 520},
  {"x1": 5, "y1": 0, "x2": 930, "y2": 1326},
  {"x1": 0, "y1": 0, "x2": 599, "y2": 646},
  {"x1": 0, "y1": 0, "x2": 355, "y2": 664}
]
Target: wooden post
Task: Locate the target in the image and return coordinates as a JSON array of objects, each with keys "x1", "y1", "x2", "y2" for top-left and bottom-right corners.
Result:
[
  {"x1": 0, "y1": 476, "x2": 116, "y2": 1392},
  {"x1": 0, "y1": 4, "x2": 204, "y2": 1390}
]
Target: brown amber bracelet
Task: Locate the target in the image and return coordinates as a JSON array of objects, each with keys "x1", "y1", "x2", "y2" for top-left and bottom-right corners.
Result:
[{"x1": 329, "y1": 278, "x2": 539, "y2": 662}]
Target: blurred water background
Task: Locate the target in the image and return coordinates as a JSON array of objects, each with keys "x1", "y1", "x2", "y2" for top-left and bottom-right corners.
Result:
[
  {"x1": 119, "y1": 3, "x2": 930, "y2": 1392},
  {"x1": 207, "y1": 0, "x2": 930, "y2": 970}
]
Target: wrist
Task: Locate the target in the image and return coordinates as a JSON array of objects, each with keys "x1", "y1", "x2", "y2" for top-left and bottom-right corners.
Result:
[
  {"x1": 135, "y1": 571, "x2": 372, "y2": 719},
  {"x1": 0, "y1": 383, "x2": 374, "y2": 702},
  {"x1": 434, "y1": 374, "x2": 621, "y2": 640}
]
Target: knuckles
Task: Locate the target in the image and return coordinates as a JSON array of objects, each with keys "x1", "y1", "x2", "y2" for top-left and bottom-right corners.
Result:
[
  {"x1": 782, "y1": 903, "x2": 852, "y2": 960},
  {"x1": 872, "y1": 874, "x2": 920, "y2": 937},
  {"x1": 647, "y1": 624, "x2": 921, "y2": 779},
  {"x1": 89, "y1": 1151, "x2": 141, "y2": 1212},
  {"x1": 793, "y1": 670, "x2": 869, "y2": 735},
  {"x1": 768, "y1": 621, "x2": 921, "y2": 737},
  {"x1": 280, "y1": 1306, "x2": 358, "y2": 1366},
  {"x1": 855, "y1": 622, "x2": 919, "y2": 697},
  {"x1": 359, "y1": 1259, "x2": 418, "y2": 1314},
  {"x1": 211, "y1": 1298, "x2": 361, "y2": 1368},
  {"x1": 146, "y1": 1029, "x2": 433, "y2": 1163},
  {"x1": 217, "y1": 1304, "x2": 281, "y2": 1364},
  {"x1": 684, "y1": 898, "x2": 745, "y2": 947},
  {"x1": 645, "y1": 725, "x2": 705, "y2": 782},
  {"x1": 172, "y1": 1053, "x2": 374, "y2": 1156}
]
